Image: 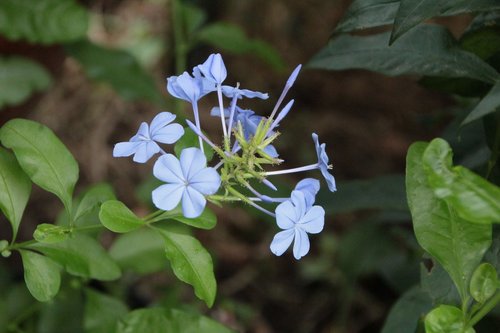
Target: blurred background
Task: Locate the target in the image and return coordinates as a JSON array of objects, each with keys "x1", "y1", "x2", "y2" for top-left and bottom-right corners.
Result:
[{"x1": 0, "y1": 0, "x2": 479, "y2": 332}]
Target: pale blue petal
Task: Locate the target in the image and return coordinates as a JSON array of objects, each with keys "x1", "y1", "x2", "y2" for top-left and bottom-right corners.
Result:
[
  {"x1": 300, "y1": 206, "x2": 325, "y2": 234},
  {"x1": 152, "y1": 183, "x2": 184, "y2": 211},
  {"x1": 263, "y1": 145, "x2": 279, "y2": 158},
  {"x1": 167, "y1": 75, "x2": 190, "y2": 101},
  {"x1": 179, "y1": 147, "x2": 206, "y2": 180},
  {"x1": 221, "y1": 86, "x2": 268, "y2": 99},
  {"x1": 132, "y1": 143, "x2": 150, "y2": 163},
  {"x1": 290, "y1": 190, "x2": 306, "y2": 220},
  {"x1": 270, "y1": 229, "x2": 295, "y2": 257},
  {"x1": 145, "y1": 141, "x2": 160, "y2": 160},
  {"x1": 182, "y1": 187, "x2": 206, "y2": 218},
  {"x1": 312, "y1": 133, "x2": 321, "y2": 157},
  {"x1": 189, "y1": 168, "x2": 221, "y2": 195},
  {"x1": 135, "y1": 122, "x2": 150, "y2": 141},
  {"x1": 152, "y1": 123, "x2": 184, "y2": 144},
  {"x1": 320, "y1": 166, "x2": 337, "y2": 192},
  {"x1": 295, "y1": 178, "x2": 320, "y2": 207},
  {"x1": 286, "y1": 64, "x2": 302, "y2": 88},
  {"x1": 210, "y1": 107, "x2": 230, "y2": 118},
  {"x1": 198, "y1": 53, "x2": 227, "y2": 84},
  {"x1": 292, "y1": 228, "x2": 310, "y2": 260},
  {"x1": 113, "y1": 141, "x2": 141, "y2": 157},
  {"x1": 153, "y1": 154, "x2": 184, "y2": 183},
  {"x1": 275, "y1": 200, "x2": 296, "y2": 230},
  {"x1": 150, "y1": 112, "x2": 176, "y2": 134},
  {"x1": 192, "y1": 67, "x2": 216, "y2": 97}
]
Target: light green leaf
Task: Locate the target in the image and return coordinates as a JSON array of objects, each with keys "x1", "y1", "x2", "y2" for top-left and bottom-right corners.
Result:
[
  {"x1": 175, "y1": 127, "x2": 214, "y2": 161},
  {"x1": 422, "y1": 138, "x2": 500, "y2": 224},
  {"x1": 109, "y1": 228, "x2": 165, "y2": 274},
  {"x1": 33, "y1": 223, "x2": 70, "y2": 244},
  {"x1": 0, "y1": 147, "x2": 31, "y2": 240},
  {"x1": 0, "y1": 56, "x2": 52, "y2": 109},
  {"x1": 74, "y1": 183, "x2": 115, "y2": 223},
  {"x1": 391, "y1": 0, "x2": 500, "y2": 44},
  {"x1": 335, "y1": 0, "x2": 400, "y2": 33},
  {"x1": 406, "y1": 142, "x2": 492, "y2": 300},
  {"x1": 65, "y1": 40, "x2": 164, "y2": 105},
  {"x1": 158, "y1": 225, "x2": 216, "y2": 307},
  {"x1": 0, "y1": 0, "x2": 88, "y2": 44},
  {"x1": 19, "y1": 250, "x2": 61, "y2": 302},
  {"x1": 196, "y1": 22, "x2": 285, "y2": 70},
  {"x1": 30, "y1": 233, "x2": 121, "y2": 281},
  {"x1": 116, "y1": 308, "x2": 170, "y2": 333},
  {"x1": 309, "y1": 25, "x2": 500, "y2": 84},
  {"x1": 470, "y1": 263, "x2": 498, "y2": 303},
  {"x1": 462, "y1": 82, "x2": 500, "y2": 125},
  {"x1": 84, "y1": 288, "x2": 128, "y2": 333},
  {"x1": 425, "y1": 305, "x2": 475, "y2": 333},
  {"x1": 381, "y1": 286, "x2": 433, "y2": 333},
  {"x1": 99, "y1": 200, "x2": 144, "y2": 233},
  {"x1": 0, "y1": 119, "x2": 78, "y2": 212}
]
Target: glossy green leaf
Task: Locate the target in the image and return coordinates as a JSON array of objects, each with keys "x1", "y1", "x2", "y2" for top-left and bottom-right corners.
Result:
[
  {"x1": 99, "y1": 200, "x2": 144, "y2": 233},
  {"x1": 335, "y1": 0, "x2": 400, "y2": 33},
  {"x1": 84, "y1": 288, "x2": 128, "y2": 333},
  {"x1": 65, "y1": 40, "x2": 164, "y2": 105},
  {"x1": 175, "y1": 127, "x2": 214, "y2": 161},
  {"x1": 309, "y1": 25, "x2": 500, "y2": 84},
  {"x1": 406, "y1": 142, "x2": 492, "y2": 300},
  {"x1": 19, "y1": 250, "x2": 61, "y2": 302},
  {"x1": 0, "y1": 0, "x2": 88, "y2": 44},
  {"x1": 159, "y1": 225, "x2": 216, "y2": 307},
  {"x1": 462, "y1": 82, "x2": 500, "y2": 125},
  {"x1": 381, "y1": 286, "x2": 433, "y2": 333},
  {"x1": 196, "y1": 22, "x2": 285, "y2": 70},
  {"x1": 116, "y1": 308, "x2": 170, "y2": 333},
  {"x1": 391, "y1": 0, "x2": 500, "y2": 44},
  {"x1": 0, "y1": 147, "x2": 31, "y2": 240},
  {"x1": 425, "y1": 305, "x2": 474, "y2": 333},
  {"x1": 30, "y1": 233, "x2": 121, "y2": 281},
  {"x1": 74, "y1": 183, "x2": 115, "y2": 223},
  {"x1": 0, "y1": 56, "x2": 51, "y2": 109},
  {"x1": 470, "y1": 263, "x2": 499, "y2": 303},
  {"x1": 109, "y1": 228, "x2": 166, "y2": 274},
  {"x1": 422, "y1": 138, "x2": 500, "y2": 224},
  {"x1": 33, "y1": 223, "x2": 70, "y2": 244},
  {"x1": 0, "y1": 119, "x2": 78, "y2": 212}
]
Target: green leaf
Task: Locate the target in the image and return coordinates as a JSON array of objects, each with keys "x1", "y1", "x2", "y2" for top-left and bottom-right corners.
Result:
[
  {"x1": 33, "y1": 223, "x2": 70, "y2": 244},
  {"x1": 158, "y1": 225, "x2": 216, "y2": 307},
  {"x1": 0, "y1": 0, "x2": 88, "y2": 44},
  {"x1": 65, "y1": 40, "x2": 164, "y2": 105},
  {"x1": 99, "y1": 200, "x2": 144, "y2": 233},
  {"x1": 74, "y1": 183, "x2": 115, "y2": 223},
  {"x1": 109, "y1": 228, "x2": 166, "y2": 274},
  {"x1": 0, "y1": 147, "x2": 31, "y2": 240},
  {"x1": 116, "y1": 308, "x2": 170, "y2": 333},
  {"x1": 406, "y1": 142, "x2": 492, "y2": 300},
  {"x1": 175, "y1": 127, "x2": 214, "y2": 161},
  {"x1": 422, "y1": 138, "x2": 500, "y2": 224},
  {"x1": 0, "y1": 119, "x2": 79, "y2": 212},
  {"x1": 462, "y1": 82, "x2": 500, "y2": 125},
  {"x1": 381, "y1": 286, "x2": 433, "y2": 333},
  {"x1": 421, "y1": 261, "x2": 461, "y2": 306},
  {"x1": 196, "y1": 22, "x2": 286, "y2": 70},
  {"x1": 84, "y1": 288, "x2": 128, "y2": 333},
  {"x1": 391, "y1": 0, "x2": 500, "y2": 44},
  {"x1": 152, "y1": 206, "x2": 217, "y2": 230},
  {"x1": 470, "y1": 263, "x2": 499, "y2": 303},
  {"x1": 309, "y1": 25, "x2": 500, "y2": 84},
  {"x1": 335, "y1": 0, "x2": 400, "y2": 33},
  {"x1": 164, "y1": 308, "x2": 235, "y2": 333},
  {"x1": 30, "y1": 233, "x2": 121, "y2": 281},
  {"x1": 19, "y1": 250, "x2": 61, "y2": 302},
  {"x1": 424, "y1": 305, "x2": 475, "y2": 333},
  {"x1": 0, "y1": 56, "x2": 52, "y2": 109}
]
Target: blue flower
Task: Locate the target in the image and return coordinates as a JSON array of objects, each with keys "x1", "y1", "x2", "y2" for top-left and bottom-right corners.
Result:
[
  {"x1": 312, "y1": 133, "x2": 336, "y2": 192},
  {"x1": 270, "y1": 190, "x2": 325, "y2": 260},
  {"x1": 166, "y1": 71, "x2": 215, "y2": 104},
  {"x1": 152, "y1": 148, "x2": 221, "y2": 218},
  {"x1": 294, "y1": 178, "x2": 320, "y2": 208},
  {"x1": 221, "y1": 85, "x2": 268, "y2": 100},
  {"x1": 113, "y1": 112, "x2": 184, "y2": 163},
  {"x1": 196, "y1": 53, "x2": 227, "y2": 85}
]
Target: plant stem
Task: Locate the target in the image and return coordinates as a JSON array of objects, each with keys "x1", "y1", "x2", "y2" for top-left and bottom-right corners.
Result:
[{"x1": 468, "y1": 291, "x2": 500, "y2": 327}]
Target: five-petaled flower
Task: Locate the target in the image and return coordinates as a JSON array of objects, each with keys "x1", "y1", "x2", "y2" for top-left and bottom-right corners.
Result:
[
  {"x1": 270, "y1": 189, "x2": 325, "y2": 260},
  {"x1": 113, "y1": 112, "x2": 184, "y2": 163},
  {"x1": 152, "y1": 148, "x2": 221, "y2": 218}
]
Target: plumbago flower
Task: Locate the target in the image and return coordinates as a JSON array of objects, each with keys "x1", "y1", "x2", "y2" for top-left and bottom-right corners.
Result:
[{"x1": 113, "y1": 53, "x2": 337, "y2": 260}]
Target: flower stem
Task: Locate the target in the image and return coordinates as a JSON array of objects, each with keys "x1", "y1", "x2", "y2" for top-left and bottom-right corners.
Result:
[
  {"x1": 264, "y1": 163, "x2": 319, "y2": 176},
  {"x1": 216, "y1": 84, "x2": 228, "y2": 142},
  {"x1": 467, "y1": 292, "x2": 500, "y2": 328},
  {"x1": 192, "y1": 102, "x2": 204, "y2": 153}
]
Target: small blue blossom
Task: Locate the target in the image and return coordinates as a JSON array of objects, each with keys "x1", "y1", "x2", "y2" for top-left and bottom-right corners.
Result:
[
  {"x1": 312, "y1": 133, "x2": 337, "y2": 192},
  {"x1": 166, "y1": 71, "x2": 215, "y2": 104},
  {"x1": 294, "y1": 178, "x2": 320, "y2": 208},
  {"x1": 221, "y1": 85, "x2": 269, "y2": 100},
  {"x1": 113, "y1": 112, "x2": 184, "y2": 163},
  {"x1": 152, "y1": 148, "x2": 221, "y2": 218},
  {"x1": 196, "y1": 53, "x2": 227, "y2": 85},
  {"x1": 270, "y1": 190, "x2": 325, "y2": 260}
]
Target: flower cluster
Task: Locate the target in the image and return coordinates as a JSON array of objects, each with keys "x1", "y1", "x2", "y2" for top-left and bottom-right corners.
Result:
[{"x1": 113, "y1": 54, "x2": 336, "y2": 260}]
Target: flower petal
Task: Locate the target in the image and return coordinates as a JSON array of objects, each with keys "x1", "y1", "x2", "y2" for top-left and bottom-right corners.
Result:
[
  {"x1": 290, "y1": 190, "x2": 306, "y2": 220},
  {"x1": 270, "y1": 229, "x2": 295, "y2": 257},
  {"x1": 179, "y1": 147, "x2": 207, "y2": 180},
  {"x1": 295, "y1": 178, "x2": 320, "y2": 207},
  {"x1": 198, "y1": 53, "x2": 227, "y2": 84},
  {"x1": 153, "y1": 154, "x2": 184, "y2": 183},
  {"x1": 149, "y1": 112, "x2": 176, "y2": 134},
  {"x1": 152, "y1": 183, "x2": 184, "y2": 211},
  {"x1": 292, "y1": 228, "x2": 310, "y2": 260},
  {"x1": 275, "y1": 200, "x2": 297, "y2": 230},
  {"x1": 300, "y1": 206, "x2": 325, "y2": 234},
  {"x1": 132, "y1": 142, "x2": 152, "y2": 163},
  {"x1": 152, "y1": 123, "x2": 184, "y2": 144},
  {"x1": 320, "y1": 165, "x2": 337, "y2": 192},
  {"x1": 181, "y1": 187, "x2": 206, "y2": 218},
  {"x1": 135, "y1": 122, "x2": 150, "y2": 141},
  {"x1": 189, "y1": 168, "x2": 221, "y2": 195},
  {"x1": 113, "y1": 141, "x2": 142, "y2": 157}
]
